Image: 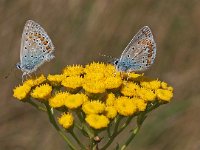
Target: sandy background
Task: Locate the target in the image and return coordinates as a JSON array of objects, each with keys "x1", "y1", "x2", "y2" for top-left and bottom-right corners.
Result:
[{"x1": 0, "y1": 0, "x2": 200, "y2": 150}]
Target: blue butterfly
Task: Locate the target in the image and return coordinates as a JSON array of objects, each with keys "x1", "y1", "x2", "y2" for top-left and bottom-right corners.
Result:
[
  {"x1": 16, "y1": 20, "x2": 55, "y2": 81},
  {"x1": 114, "y1": 26, "x2": 156, "y2": 72}
]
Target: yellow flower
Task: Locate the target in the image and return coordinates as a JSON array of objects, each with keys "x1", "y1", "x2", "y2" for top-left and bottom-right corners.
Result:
[
  {"x1": 128, "y1": 72, "x2": 143, "y2": 80},
  {"x1": 121, "y1": 82, "x2": 140, "y2": 97},
  {"x1": 104, "y1": 106, "x2": 117, "y2": 119},
  {"x1": 156, "y1": 89, "x2": 173, "y2": 102},
  {"x1": 161, "y1": 82, "x2": 173, "y2": 92},
  {"x1": 23, "y1": 74, "x2": 46, "y2": 87},
  {"x1": 31, "y1": 84, "x2": 52, "y2": 100},
  {"x1": 65, "y1": 93, "x2": 86, "y2": 109},
  {"x1": 83, "y1": 81, "x2": 106, "y2": 94},
  {"x1": 140, "y1": 79, "x2": 161, "y2": 90},
  {"x1": 161, "y1": 82, "x2": 168, "y2": 89},
  {"x1": 47, "y1": 74, "x2": 64, "y2": 86},
  {"x1": 23, "y1": 79, "x2": 35, "y2": 87},
  {"x1": 62, "y1": 76, "x2": 83, "y2": 89},
  {"x1": 85, "y1": 114, "x2": 109, "y2": 129},
  {"x1": 58, "y1": 113, "x2": 74, "y2": 129},
  {"x1": 49, "y1": 92, "x2": 69, "y2": 108},
  {"x1": 33, "y1": 75, "x2": 46, "y2": 85},
  {"x1": 105, "y1": 76, "x2": 122, "y2": 89},
  {"x1": 84, "y1": 72, "x2": 105, "y2": 81},
  {"x1": 167, "y1": 86, "x2": 173, "y2": 91},
  {"x1": 115, "y1": 97, "x2": 137, "y2": 116},
  {"x1": 105, "y1": 93, "x2": 116, "y2": 106},
  {"x1": 63, "y1": 65, "x2": 84, "y2": 76},
  {"x1": 13, "y1": 84, "x2": 31, "y2": 100},
  {"x1": 132, "y1": 98, "x2": 147, "y2": 111},
  {"x1": 104, "y1": 64, "x2": 117, "y2": 77},
  {"x1": 82, "y1": 100, "x2": 105, "y2": 114},
  {"x1": 137, "y1": 88, "x2": 156, "y2": 102},
  {"x1": 84, "y1": 62, "x2": 106, "y2": 74}
]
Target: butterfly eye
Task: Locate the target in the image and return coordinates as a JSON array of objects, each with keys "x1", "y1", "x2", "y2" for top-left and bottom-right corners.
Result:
[
  {"x1": 127, "y1": 55, "x2": 130, "y2": 58},
  {"x1": 31, "y1": 56, "x2": 33, "y2": 57},
  {"x1": 25, "y1": 47, "x2": 27, "y2": 49},
  {"x1": 24, "y1": 55, "x2": 27, "y2": 57},
  {"x1": 114, "y1": 60, "x2": 118, "y2": 65}
]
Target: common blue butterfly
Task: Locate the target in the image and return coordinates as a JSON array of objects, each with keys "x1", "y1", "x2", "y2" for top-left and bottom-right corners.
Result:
[
  {"x1": 114, "y1": 26, "x2": 156, "y2": 72},
  {"x1": 16, "y1": 20, "x2": 55, "y2": 81}
]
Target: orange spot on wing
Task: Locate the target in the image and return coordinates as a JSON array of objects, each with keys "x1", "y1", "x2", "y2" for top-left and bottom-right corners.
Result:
[
  {"x1": 43, "y1": 41, "x2": 48, "y2": 45},
  {"x1": 46, "y1": 46, "x2": 51, "y2": 52}
]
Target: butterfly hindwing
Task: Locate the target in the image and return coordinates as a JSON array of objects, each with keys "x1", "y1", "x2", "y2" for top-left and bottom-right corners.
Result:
[{"x1": 118, "y1": 26, "x2": 156, "y2": 72}]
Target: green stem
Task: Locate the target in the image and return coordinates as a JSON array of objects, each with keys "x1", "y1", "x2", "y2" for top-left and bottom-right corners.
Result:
[
  {"x1": 120, "y1": 125, "x2": 141, "y2": 150},
  {"x1": 101, "y1": 116, "x2": 122, "y2": 150},
  {"x1": 117, "y1": 116, "x2": 134, "y2": 135},
  {"x1": 120, "y1": 113, "x2": 146, "y2": 150},
  {"x1": 27, "y1": 99, "x2": 46, "y2": 111},
  {"x1": 69, "y1": 130, "x2": 87, "y2": 150},
  {"x1": 44, "y1": 102, "x2": 77, "y2": 150}
]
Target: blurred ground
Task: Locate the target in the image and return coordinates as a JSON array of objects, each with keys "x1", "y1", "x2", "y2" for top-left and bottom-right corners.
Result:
[{"x1": 0, "y1": 0, "x2": 200, "y2": 150}]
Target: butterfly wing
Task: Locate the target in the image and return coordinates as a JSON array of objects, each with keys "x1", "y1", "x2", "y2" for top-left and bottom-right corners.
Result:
[
  {"x1": 119, "y1": 26, "x2": 156, "y2": 72},
  {"x1": 20, "y1": 20, "x2": 55, "y2": 73}
]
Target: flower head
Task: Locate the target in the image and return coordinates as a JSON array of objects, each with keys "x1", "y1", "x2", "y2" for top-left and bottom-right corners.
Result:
[
  {"x1": 156, "y1": 89, "x2": 173, "y2": 102},
  {"x1": 31, "y1": 84, "x2": 52, "y2": 100},
  {"x1": 137, "y1": 88, "x2": 156, "y2": 102},
  {"x1": 23, "y1": 75, "x2": 46, "y2": 87},
  {"x1": 63, "y1": 65, "x2": 84, "y2": 76},
  {"x1": 49, "y1": 92, "x2": 69, "y2": 108},
  {"x1": 120, "y1": 82, "x2": 140, "y2": 97},
  {"x1": 105, "y1": 93, "x2": 116, "y2": 106},
  {"x1": 104, "y1": 106, "x2": 117, "y2": 119},
  {"x1": 83, "y1": 81, "x2": 106, "y2": 94},
  {"x1": 82, "y1": 100, "x2": 105, "y2": 114},
  {"x1": 47, "y1": 74, "x2": 64, "y2": 86},
  {"x1": 65, "y1": 93, "x2": 86, "y2": 109},
  {"x1": 140, "y1": 79, "x2": 161, "y2": 90},
  {"x1": 62, "y1": 76, "x2": 83, "y2": 89},
  {"x1": 13, "y1": 84, "x2": 31, "y2": 100},
  {"x1": 132, "y1": 98, "x2": 147, "y2": 111},
  {"x1": 85, "y1": 114, "x2": 109, "y2": 129},
  {"x1": 58, "y1": 113, "x2": 74, "y2": 129},
  {"x1": 84, "y1": 62, "x2": 106, "y2": 74},
  {"x1": 105, "y1": 76, "x2": 122, "y2": 89},
  {"x1": 115, "y1": 97, "x2": 137, "y2": 116}
]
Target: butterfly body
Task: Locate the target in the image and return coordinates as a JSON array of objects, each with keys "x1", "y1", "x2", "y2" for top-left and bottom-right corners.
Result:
[
  {"x1": 114, "y1": 26, "x2": 156, "y2": 72},
  {"x1": 17, "y1": 20, "x2": 55, "y2": 79}
]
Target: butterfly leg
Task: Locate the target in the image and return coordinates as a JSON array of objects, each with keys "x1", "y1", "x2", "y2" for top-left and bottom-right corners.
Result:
[
  {"x1": 127, "y1": 72, "x2": 131, "y2": 81},
  {"x1": 22, "y1": 72, "x2": 27, "y2": 82}
]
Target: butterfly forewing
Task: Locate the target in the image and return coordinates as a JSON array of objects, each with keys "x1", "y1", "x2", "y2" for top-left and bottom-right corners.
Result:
[
  {"x1": 20, "y1": 20, "x2": 55, "y2": 73},
  {"x1": 119, "y1": 26, "x2": 156, "y2": 71}
]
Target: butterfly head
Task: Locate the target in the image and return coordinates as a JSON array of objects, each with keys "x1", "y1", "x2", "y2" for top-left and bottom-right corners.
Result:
[{"x1": 16, "y1": 62, "x2": 21, "y2": 70}]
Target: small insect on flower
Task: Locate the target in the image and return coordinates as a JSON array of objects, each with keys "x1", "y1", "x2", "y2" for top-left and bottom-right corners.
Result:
[
  {"x1": 16, "y1": 20, "x2": 55, "y2": 81},
  {"x1": 112, "y1": 26, "x2": 156, "y2": 73}
]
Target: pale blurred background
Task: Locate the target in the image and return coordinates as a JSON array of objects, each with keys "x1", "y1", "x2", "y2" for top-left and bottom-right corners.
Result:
[{"x1": 1, "y1": 0, "x2": 200, "y2": 150}]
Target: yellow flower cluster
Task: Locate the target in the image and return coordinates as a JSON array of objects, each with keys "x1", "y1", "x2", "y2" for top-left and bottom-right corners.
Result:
[{"x1": 13, "y1": 62, "x2": 173, "y2": 130}]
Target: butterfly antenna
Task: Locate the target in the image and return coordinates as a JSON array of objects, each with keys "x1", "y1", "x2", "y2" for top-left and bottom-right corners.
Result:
[{"x1": 99, "y1": 53, "x2": 115, "y2": 59}]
